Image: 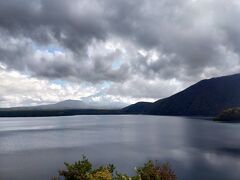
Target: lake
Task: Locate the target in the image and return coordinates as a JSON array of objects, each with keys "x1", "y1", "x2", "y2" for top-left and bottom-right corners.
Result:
[{"x1": 0, "y1": 115, "x2": 239, "y2": 180}]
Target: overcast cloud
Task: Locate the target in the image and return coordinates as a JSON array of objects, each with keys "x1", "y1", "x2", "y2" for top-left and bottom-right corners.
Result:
[{"x1": 0, "y1": 0, "x2": 240, "y2": 107}]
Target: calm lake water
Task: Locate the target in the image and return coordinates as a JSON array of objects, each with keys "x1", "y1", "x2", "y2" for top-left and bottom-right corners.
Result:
[{"x1": 0, "y1": 115, "x2": 239, "y2": 180}]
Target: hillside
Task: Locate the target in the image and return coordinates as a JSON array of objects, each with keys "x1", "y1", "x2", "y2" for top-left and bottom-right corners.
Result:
[
  {"x1": 215, "y1": 108, "x2": 240, "y2": 122},
  {"x1": 123, "y1": 74, "x2": 240, "y2": 116}
]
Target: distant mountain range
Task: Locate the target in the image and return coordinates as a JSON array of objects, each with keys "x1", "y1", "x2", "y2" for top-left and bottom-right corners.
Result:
[
  {"x1": 1, "y1": 73, "x2": 240, "y2": 117},
  {"x1": 123, "y1": 73, "x2": 240, "y2": 116},
  {"x1": 0, "y1": 99, "x2": 122, "y2": 117},
  {"x1": 36, "y1": 99, "x2": 124, "y2": 110},
  {"x1": 0, "y1": 100, "x2": 92, "y2": 111},
  {"x1": 0, "y1": 99, "x2": 124, "y2": 111}
]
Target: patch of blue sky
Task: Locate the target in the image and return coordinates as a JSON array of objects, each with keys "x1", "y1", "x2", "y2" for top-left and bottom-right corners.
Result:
[
  {"x1": 82, "y1": 81, "x2": 111, "y2": 90},
  {"x1": 111, "y1": 58, "x2": 123, "y2": 70},
  {"x1": 51, "y1": 79, "x2": 66, "y2": 86},
  {"x1": 32, "y1": 42, "x2": 63, "y2": 53},
  {"x1": 101, "y1": 81, "x2": 111, "y2": 89}
]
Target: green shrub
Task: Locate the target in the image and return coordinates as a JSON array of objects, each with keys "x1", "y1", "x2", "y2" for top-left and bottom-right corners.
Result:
[{"x1": 53, "y1": 156, "x2": 176, "y2": 180}]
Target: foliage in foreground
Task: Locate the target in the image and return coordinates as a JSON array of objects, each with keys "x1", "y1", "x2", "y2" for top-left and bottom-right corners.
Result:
[{"x1": 53, "y1": 156, "x2": 176, "y2": 180}]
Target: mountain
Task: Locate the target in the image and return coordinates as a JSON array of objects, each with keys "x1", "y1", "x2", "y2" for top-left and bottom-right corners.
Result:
[
  {"x1": 47, "y1": 100, "x2": 94, "y2": 109},
  {"x1": 122, "y1": 102, "x2": 153, "y2": 114},
  {"x1": 0, "y1": 99, "x2": 122, "y2": 117},
  {"x1": 0, "y1": 99, "x2": 122, "y2": 111},
  {"x1": 123, "y1": 73, "x2": 240, "y2": 116},
  {"x1": 0, "y1": 100, "x2": 93, "y2": 111},
  {"x1": 52, "y1": 100, "x2": 126, "y2": 109}
]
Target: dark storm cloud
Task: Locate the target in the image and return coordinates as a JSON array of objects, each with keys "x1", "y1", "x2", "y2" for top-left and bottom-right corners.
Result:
[
  {"x1": 0, "y1": 0, "x2": 240, "y2": 99},
  {"x1": 33, "y1": 50, "x2": 130, "y2": 83},
  {"x1": 108, "y1": 0, "x2": 240, "y2": 79},
  {"x1": 0, "y1": 33, "x2": 130, "y2": 82},
  {"x1": 0, "y1": 0, "x2": 133, "y2": 83},
  {"x1": 0, "y1": 0, "x2": 107, "y2": 49}
]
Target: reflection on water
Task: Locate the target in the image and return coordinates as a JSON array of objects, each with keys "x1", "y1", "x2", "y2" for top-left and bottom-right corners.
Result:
[{"x1": 0, "y1": 115, "x2": 239, "y2": 180}]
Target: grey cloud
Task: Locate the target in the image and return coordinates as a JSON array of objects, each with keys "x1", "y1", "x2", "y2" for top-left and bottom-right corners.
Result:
[
  {"x1": 107, "y1": 75, "x2": 184, "y2": 100},
  {"x1": 0, "y1": 97, "x2": 6, "y2": 102},
  {"x1": 0, "y1": 0, "x2": 131, "y2": 83},
  {"x1": 0, "y1": 35, "x2": 130, "y2": 82},
  {"x1": 0, "y1": 0, "x2": 240, "y2": 101},
  {"x1": 0, "y1": 0, "x2": 107, "y2": 51},
  {"x1": 104, "y1": 0, "x2": 240, "y2": 81}
]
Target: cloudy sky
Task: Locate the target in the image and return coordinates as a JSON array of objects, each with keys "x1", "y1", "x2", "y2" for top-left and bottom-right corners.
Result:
[{"x1": 0, "y1": 0, "x2": 240, "y2": 107}]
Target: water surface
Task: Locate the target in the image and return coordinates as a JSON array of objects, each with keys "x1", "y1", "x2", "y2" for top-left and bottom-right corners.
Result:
[{"x1": 0, "y1": 115, "x2": 239, "y2": 180}]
